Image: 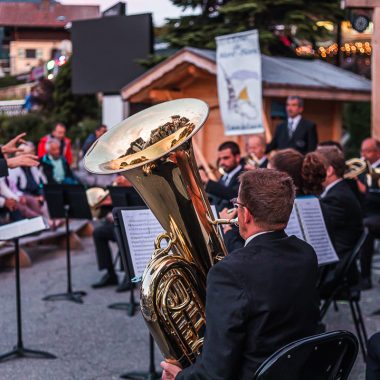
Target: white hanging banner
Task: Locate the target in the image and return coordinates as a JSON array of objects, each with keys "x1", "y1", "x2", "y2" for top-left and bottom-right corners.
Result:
[{"x1": 216, "y1": 30, "x2": 264, "y2": 136}]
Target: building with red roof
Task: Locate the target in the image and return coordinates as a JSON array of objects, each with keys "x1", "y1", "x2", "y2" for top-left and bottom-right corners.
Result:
[{"x1": 0, "y1": 0, "x2": 99, "y2": 75}]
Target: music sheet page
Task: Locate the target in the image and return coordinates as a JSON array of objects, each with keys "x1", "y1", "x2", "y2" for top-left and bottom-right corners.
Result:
[
  {"x1": 0, "y1": 216, "x2": 47, "y2": 241},
  {"x1": 285, "y1": 205, "x2": 304, "y2": 240},
  {"x1": 295, "y1": 197, "x2": 339, "y2": 266},
  {"x1": 121, "y1": 209, "x2": 164, "y2": 278}
]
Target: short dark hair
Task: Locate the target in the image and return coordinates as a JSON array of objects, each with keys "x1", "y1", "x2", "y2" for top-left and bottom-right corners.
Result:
[
  {"x1": 218, "y1": 141, "x2": 240, "y2": 156},
  {"x1": 318, "y1": 140, "x2": 343, "y2": 152},
  {"x1": 317, "y1": 146, "x2": 345, "y2": 178},
  {"x1": 239, "y1": 169, "x2": 295, "y2": 230},
  {"x1": 287, "y1": 96, "x2": 304, "y2": 108},
  {"x1": 96, "y1": 124, "x2": 107, "y2": 132}
]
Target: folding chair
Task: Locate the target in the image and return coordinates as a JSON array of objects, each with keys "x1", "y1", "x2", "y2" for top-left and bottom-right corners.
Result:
[
  {"x1": 253, "y1": 330, "x2": 358, "y2": 380},
  {"x1": 319, "y1": 228, "x2": 369, "y2": 361}
]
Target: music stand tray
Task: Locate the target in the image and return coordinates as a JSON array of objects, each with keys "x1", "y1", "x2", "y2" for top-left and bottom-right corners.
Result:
[
  {"x1": 43, "y1": 184, "x2": 92, "y2": 304},
  {"x1": 0, "y1": 217, "x2": 56, "y2": 362}
]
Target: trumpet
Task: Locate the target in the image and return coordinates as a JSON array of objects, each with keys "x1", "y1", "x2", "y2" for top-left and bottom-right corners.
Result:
[{"x1": 244, "y1": 153, "x2": 260, "y2": 169}]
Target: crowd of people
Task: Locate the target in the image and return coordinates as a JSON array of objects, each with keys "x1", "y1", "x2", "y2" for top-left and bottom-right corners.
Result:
[{"x1": 2, "y1": 94, "x2": 380, "y2": 378}]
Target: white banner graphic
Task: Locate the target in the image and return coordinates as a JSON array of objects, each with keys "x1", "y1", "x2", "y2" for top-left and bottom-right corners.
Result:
[{"x1": 216, "y1": 30, "x2": 263, "y2": 136}]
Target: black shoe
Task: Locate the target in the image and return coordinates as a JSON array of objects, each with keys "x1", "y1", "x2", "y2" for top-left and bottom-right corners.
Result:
[
  {"x1": 360, "y1": 277, "x2": 372, "y2": 291},
  {"x1": 116, "y1": 276, "x2": 133, "y2": 292},
  {"x1": 92, "y1": 273, "x2": 118, "y2": 289}
]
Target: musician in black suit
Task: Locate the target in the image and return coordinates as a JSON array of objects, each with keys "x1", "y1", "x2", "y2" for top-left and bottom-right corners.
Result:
[
  {"x1": 200, "y1": 141, "x2": 244, "y2": 212},
  {"x1": 244, "y1": 134, "x2": 268, "y2": 170},
  {"x1": 267, "y1": 96, "x2": 318, "y2": 154},
  {"x1": 162, "y1": 169, "x2": 321, "y2": 380},
  {"x1": 318, "y1": 146, "x2": 363, "y2": 289}
]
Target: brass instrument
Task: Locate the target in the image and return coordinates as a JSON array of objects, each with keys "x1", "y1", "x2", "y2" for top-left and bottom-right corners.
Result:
[
  {"x1": 344, "y1": 158, "x2": 368, "y2": 179},
  {"x1": 84, "y1": 98, "x2": 228, "y2": 367},
  {"x1": 86, "y1": 187, "x2": 109, "y2": 219},
  {"x1": 244, "y1": 153, "x2": 260, "y2": 169}
]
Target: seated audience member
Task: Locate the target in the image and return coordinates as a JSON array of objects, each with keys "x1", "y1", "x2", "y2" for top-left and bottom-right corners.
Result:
[
  {"x1": 0, "y1": 133, "x2": 39, "y2": 178},
  {"x1": 91, "y1": 175, "x2": 140, "y2": 291},
  {"x1": 367, "y1": 332, "x2": 380, "y2": 380},
  {"x1": 41, "y1": 139, "x2": 78, "y2": 185},
  {"x1": 161, "y1": 169, "x2": 321, "y2": 380},
  {"x1": 9, "y1": 142, "x2": 47, "y2": 196},
  {"x1": 0, "y1": 194, "x2": 22, "y2": 224},
  {"x1": 0, "y1": 176, "x2": 44, "y2": 219},
  {"x1": 244, "y1": 134, "x2": 268, "y2": 170},
  {"x1": 38, "y1": 122, "x2": 72, "y2": 165},
  {"x1": 317, "y1": 146, "x2": 363, "y2": 289},
  {"x1": 357, "y1": 138, "x2": 380, "y2": 289},
  {"x1": 82, "y1": 124, "x2": 107, "y2": 156}
]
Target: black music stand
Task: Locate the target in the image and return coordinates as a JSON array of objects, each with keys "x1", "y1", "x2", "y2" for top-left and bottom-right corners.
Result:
[
  {"x1": 108, "y1": 208, "x2": 139, "y2": 316},
  {"x1": 42, "y1": 184, "x2": 92, "y2": 304},
  {"x1": 106, "y1": 188, "x2": 144, "y2": 314},
  {"x1": 112, "y1": 206, "x2": 161, "y2": 380},
  {"x1": 0, "y1": 219, "x2": 56, "y2": 362}
]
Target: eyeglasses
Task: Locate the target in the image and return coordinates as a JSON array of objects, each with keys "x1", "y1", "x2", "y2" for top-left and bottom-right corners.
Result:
[{"x1": 230, "y1": 197, "x2": 245, "y2": 209}]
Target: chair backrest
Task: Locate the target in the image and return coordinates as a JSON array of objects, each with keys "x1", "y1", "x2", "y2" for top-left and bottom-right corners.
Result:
[
  {"x1": 253, "y1": 331, "x2": 358, "y2": 380},
  {"x1": 335, "y1": 227, "x2": 368, "y2": 285}
]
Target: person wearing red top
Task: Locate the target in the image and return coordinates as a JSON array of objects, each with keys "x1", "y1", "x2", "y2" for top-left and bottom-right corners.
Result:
[{"x1": 38, "y1": 123, "x2": 72, "y2": 165}]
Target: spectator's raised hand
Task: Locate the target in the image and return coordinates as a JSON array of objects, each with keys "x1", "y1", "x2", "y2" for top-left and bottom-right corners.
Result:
[
  {"x1": 7, "y1": 154, "x2": 39, "y2": 169},
  {"x1": 1, "y1": 133, "x2": 27, "y2": 155}
]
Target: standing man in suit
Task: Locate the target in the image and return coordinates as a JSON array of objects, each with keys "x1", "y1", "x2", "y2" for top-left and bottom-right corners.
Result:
[
  {"x1": 200, "y1": 141, "x2": 244, "y2": 212},
  {"x1": 244, "y1": 134, "x2": 268, "y2": 170},
  {"x1": 161, "y1": 169, "x2": 321, "y2": 380},
  {"x1": 318, "y1": 146, "x2": 363, "y2": 289},
  {"x1": 267, "y1": 96, "x2": 318, "y2": 154}
]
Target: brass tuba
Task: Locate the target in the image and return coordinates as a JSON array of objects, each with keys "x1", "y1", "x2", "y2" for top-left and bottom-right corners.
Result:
[{"x1": 84, "y1": 99, "x2": 228, "y2": 367}]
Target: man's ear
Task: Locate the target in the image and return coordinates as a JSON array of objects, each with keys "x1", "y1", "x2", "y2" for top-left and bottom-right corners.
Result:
[
  {"x1": 243, "y1": 206, "x2": 252, "y2": 225},
  {"x1": 327, "y1": 165, "x2": 334, "y2": 177}
]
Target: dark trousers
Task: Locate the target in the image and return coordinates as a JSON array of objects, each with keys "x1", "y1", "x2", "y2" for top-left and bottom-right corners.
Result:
[
  {"x1": 367, "y1": 332, "x2": 380, "y2": 380},
  {"x1": 360, "y1": 215, "x2": 380, "y2": 279},
  {"x1": 93, "y1": 221, "x2": 116, "y2": 272}
]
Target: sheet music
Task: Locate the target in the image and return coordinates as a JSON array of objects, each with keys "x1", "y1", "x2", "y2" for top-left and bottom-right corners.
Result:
[
  {"x1": 121, "y1": 208, "x2": 164, "y2": 279},
  {"x1": 120, "y1": 206, "x2": 220, "y2": 279},
  {"x1": 0, "y1": 216, "x2": 47, "y2": 240},
  {"x1": 285, "y1": 205, "x2": 304, "y2": 240},
  {"x1": 295, "y1": 197, "x2": 339, "y2": 266}
]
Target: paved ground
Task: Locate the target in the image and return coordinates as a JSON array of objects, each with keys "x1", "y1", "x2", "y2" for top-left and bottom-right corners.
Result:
[{"x1": 0, "y1": 233, "x2": 380, "y2": 379}]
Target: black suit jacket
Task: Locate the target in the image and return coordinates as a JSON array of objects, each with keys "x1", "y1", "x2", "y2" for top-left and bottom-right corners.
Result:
[
  {"x1": 177, "y1": 231, "x2": 321, "y2": 380},
  {"x1": 320, "y1": 180, "x2": 363, "y2": 259},
  {"x1": 267, "y1": 118, "x2": 318, "y2": 154},
  {"x1": 206, "y1": 166, "x2": 244, "y2": 212}
]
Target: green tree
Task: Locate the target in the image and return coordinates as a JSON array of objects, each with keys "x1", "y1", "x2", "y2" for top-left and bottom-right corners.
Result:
[
  {"x1": 163, "y1": 0, "x2": 342, "y2": 54},
  {"x1": 52, "y1": 57, "x2": 100, "y2": 129}
]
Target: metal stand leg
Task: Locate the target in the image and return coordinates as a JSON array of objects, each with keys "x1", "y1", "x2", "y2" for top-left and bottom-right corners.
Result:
[
  {"x1": 0, "y1": 239, "x2": 56, "y2": 363},
  {"x1": 120, "y1": 335, "x2": 161, "y2": 380},
  {"x1": 108, "y1": 285, "x2": 139, "y2": 317},
  {"x1": 43, "y1": 206, "x2": 86, "y2": 304}
]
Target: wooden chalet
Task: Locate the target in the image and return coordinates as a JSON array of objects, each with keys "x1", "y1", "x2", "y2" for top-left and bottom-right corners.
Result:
[{"x1": 121, "y1": 47, "x2": 371, "y2": 164}]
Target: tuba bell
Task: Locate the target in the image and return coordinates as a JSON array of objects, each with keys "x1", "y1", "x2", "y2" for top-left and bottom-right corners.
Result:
[{"x1": 84, "y1": 98, "x2": 228, "y2": 367}]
